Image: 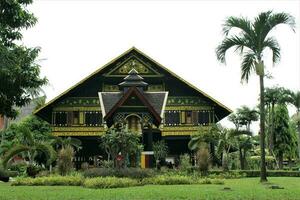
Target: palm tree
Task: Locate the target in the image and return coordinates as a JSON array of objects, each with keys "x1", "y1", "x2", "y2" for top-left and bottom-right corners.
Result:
[
  {"x1": 1, "y1": 126, "x2": 54, "y2": 168},
  {"x1": 217, "y1": 128, "x2": 235, "y2": 171},
  {"x1": 287, "y1": 91, "x2": 300, "y2": 159},
  {"x1": 236, "y1": 106, "x2": 259, "y2": 131},
  {"x1": 216, "y1": 11, "x2": 295, "y2": 182}
]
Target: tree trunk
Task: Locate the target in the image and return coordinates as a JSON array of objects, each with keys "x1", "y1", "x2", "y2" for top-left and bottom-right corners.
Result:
[
  {"x1": 259, "y1": 75, "x2": 268, "y2": 182},
  {"x1": 239, "y1": 148, "x2": 244, "y2": 170},
  {"x1": 269, "y1": 103, "x2": 275, "y2": 153},
  {"x1": 222, "y1": 150, "x2": 228, "y2": 171},
  {"x1": 243, "y1": 149, "x2": 247, "y2": 169},
  {"x1": 278, "y1": 152, "x2": 283, "y2": 170}
]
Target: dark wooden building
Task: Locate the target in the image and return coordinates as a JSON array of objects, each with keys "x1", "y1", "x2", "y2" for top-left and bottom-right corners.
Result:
[{"x1": 35, "y1": 47, "x2": 231, "y2": 168}]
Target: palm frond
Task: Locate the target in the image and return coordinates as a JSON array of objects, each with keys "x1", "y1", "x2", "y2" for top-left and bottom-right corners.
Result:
[
  {"x1": 18, "y1": 126, "x2": 34, "y2": 146},
  {"x1": 263, "y1": 37, "x2": 281, "y2": 64},
  {"x1": 34, "y1": 142, "x2": 54, "y2": 166},
  {"x1": 241, "y1": 51, "x2": 257, "y2": 82},
  {"x1": 188, "y1": 136, "x2": 201, "y2": 151},
  {"x1": 2, "y1": 145, "x2": 31, "y2": 168},
  {"x1": 216, "y1": 35, "x2": 252, "y2": 63},
  {"x1": 254, "y1": 11, "x2": 295, "y2": 48},
  {"x1": 222, "y1": 16, "x2": 254, "y2": 37}
]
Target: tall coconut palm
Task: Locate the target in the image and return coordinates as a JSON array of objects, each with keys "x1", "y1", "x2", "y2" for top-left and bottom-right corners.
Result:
[{"x1": 216, "y1": 11, "x2": 295, "y2": 182}]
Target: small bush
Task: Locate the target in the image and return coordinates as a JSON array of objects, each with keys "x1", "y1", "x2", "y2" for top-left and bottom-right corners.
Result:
[
  {"x1": 12, "y1": 175, "x2": 83, "y2": 186},
  {"x1": 36, "y1": 170, "x2": 51, "y2": 177},
  {"x1": 57, "y1": 146, "x2": 74, "y2": 176},
  {"x1": 240, "y1": 170, "x2": 300, "y2": 177},
  {"x1": 83, "y1": 177, "x2": 141, "y2": 189},
  {"x1": 116, "y1": 168, "x2": 154, "y2": 179},
  {"x1": 143, "y1": 175, "x2": 193, "y2": 185},
  {"x1": 83, "y1": 168, "x2": 154, "y2": 179},
  {"x1": 26, "y1": 164, "x2": 41, "y2": 177},
  {"x1": 248, "y1": 156, "x2": 275, "y2": 170},
  {"x1": 197, "y1": 147, "x2": 210, "y2": 172},
  {"x1": 8, "y1": 161, "x2": 27, "y2": 176},
  {"x1": 83, "y1": 168, "x2": 115, "y2": 178},
  {"x1": 207, "y1": 170, "x2": 245, "y2": 179},
  {"x1": 179, "y1": 154, "x2": 192, "y2": 173}
]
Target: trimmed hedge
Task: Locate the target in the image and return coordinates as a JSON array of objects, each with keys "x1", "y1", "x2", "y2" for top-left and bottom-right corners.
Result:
[
  {"x1": 12, "y1": 175, "x2": 83, "y2": 186},
  {"x1": 240, "y1": 170, "x2": 300, "y2": 177},
  {"x1": 142, "y1": 175, "x2": 224, "y2": 185},
  {"x1": 207, "y1": 170, "x2": 300, "y2": 178},
  {"x1": 11, "y1": 174, "x2": 224, "y2": 188},
  {"x1": 83, "y1": 177, "x2": 141, "y2": 189}
]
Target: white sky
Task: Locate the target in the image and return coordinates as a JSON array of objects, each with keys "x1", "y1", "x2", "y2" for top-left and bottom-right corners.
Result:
[{"x1": 23, "y1": 0, "x2": 300, "y2": 132}]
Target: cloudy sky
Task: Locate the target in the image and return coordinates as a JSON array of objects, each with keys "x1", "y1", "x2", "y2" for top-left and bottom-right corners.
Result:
[{"x1": 23, "y1": 0, "x2": 300, "y2": 131}]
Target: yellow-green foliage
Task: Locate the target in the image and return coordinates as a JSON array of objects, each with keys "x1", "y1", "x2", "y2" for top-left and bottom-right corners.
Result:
[
  {"x1": 12, "y1": 175, "x2": 83, "y2": 186},
  {"x1": 143, "y1": 175, "x2": 224, "y2": 185},
  {"x1": 83, "y1": 177, "x2": 141, "y2": 189},
  {"x1": 11, "y1": 174, "x2": 224, "y2": 188},
  {"x1": 143, "y1": 175, "x2": 192, "y2": 185}
]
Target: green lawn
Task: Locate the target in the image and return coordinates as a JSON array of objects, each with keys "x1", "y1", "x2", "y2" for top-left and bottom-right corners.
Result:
[{"x1": 0, "y1": 177, "x2": 300, "y2": 200}]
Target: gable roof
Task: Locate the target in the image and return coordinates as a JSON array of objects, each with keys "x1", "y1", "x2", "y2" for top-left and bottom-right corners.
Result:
[
  {"x1": 99, "y1": 87, "x2": 164, "y2": 127},
  {"x1": 34, "y1": 47, "x2": 232, "y2": 121}
]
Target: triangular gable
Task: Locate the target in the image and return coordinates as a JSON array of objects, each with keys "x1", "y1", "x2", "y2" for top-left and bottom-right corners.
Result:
[
  {"x1": 102, "y1": 87, "x2": 162, "y2": 126},
  {"x1": 34, "y1": 47, "x2": 232, "y2": 121},
  {"x1": 105, "y1": 55, "x2": 161, "y2": 77}
]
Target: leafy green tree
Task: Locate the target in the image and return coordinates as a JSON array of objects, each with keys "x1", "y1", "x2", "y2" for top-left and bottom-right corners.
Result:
[
  {"x1": 153, "y1": 140, "x2": 168, "y2": 169},
  {"x1": 0, "y1": 0, "x2": 47, "y2": 119},
  {"x1": 273, "y1": 105, "x2": 293, "y2": 169},
  {"x1": 287, "y1": 91, "x2": 300, "y2": 159},
  {"x1": 265, "y1": 87, "x2": 292, "y2": 153},
  {"x1": 234, "y1": 134, "x2": 253, "y2": 169},
  {"x1": 217, "y1": 128, "x2": 235, "y2": 171},
  {"x1": 0, "y1": 115, "x2": 51, "y2": 156},
  {"x1": 101, "y1": 127, "x2": 142, "y2": 168},
  {"x1": 188, "y1": 125, "x2": 219, "y2": 151},
  {"x1": 216, "y1": 11, "x2": 295, "y2": 182}
]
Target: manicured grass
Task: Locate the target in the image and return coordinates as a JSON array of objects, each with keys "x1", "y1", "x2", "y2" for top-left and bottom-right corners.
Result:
[{"x1": 0, "y1": 177, "x2": 300, "y2": 200}]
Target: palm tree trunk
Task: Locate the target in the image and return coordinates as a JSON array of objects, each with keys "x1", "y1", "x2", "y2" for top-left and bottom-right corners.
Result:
[
  {"x1": 278, "y1": 152, "x2": 283, "y2": 170},
  {"x1": 239, "y1": 148, "x2": 244, "y2": 170},
  {"x1": 222, "y1": 151, "x2": 228, "y2": 171},
  {"x1": 270, "y1": 103, "x2": 275, "y2": 153},
  {"x1": 259, "y1": 74, "x2": 268, "y2": 182}
]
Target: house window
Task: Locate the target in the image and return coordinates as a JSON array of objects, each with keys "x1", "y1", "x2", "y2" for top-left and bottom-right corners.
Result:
[
  {"x1": 186, "y1": 111, "x2": 192, "y2": 124},
  {"x1": 54, "y1": 112, "x2": 67, "y2": 126},
  {"x1": 164, "y1": 111, "x2": 180, "y2": 125},
  {"x1": 198, "y1": 111, "x2": 210, "y2": 125},
  {"x1": 73, "y1": 111, "x2": 79, "y2": 125},
  {"x1": 85, "y1": 111, "x2": 102, "y2": 126},
  {"x1": 180, "y1": 111, "x2": 198, "y2": 125}
]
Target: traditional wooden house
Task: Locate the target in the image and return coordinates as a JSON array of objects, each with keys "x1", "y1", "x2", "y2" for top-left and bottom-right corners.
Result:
[{"x1": 35, "y1": 47, "x2": 232, "y2": 168}]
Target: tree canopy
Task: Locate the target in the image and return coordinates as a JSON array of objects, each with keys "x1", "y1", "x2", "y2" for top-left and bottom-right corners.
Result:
[{"x1": 0, "y1": 0, "x2": 47, "y2": 118}]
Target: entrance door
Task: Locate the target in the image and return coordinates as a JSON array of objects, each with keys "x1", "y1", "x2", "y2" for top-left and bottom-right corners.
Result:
[{"x1": 126, "y1": 115, "x2": 142, "y2": 133}]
